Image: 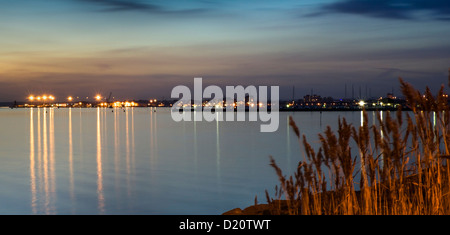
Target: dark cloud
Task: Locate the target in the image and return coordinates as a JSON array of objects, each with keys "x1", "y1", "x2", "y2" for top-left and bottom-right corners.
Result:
[
  {"x1": 79, "y1": 0, "x2": 161, "y2": 12},
  {"x1": 77, "y1": 0, "x2": 209, "y2": 15},
  {"x1": 96, "y1": 0, "x2": 154, "y2": 11},
  {"x1": 318, "y1": 0, "x2": 450, "y2": 21}
]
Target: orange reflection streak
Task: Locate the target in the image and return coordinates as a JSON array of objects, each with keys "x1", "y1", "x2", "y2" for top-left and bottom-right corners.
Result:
[
  {"x1": 37, "y1": 108, "x2": 42, "y2": 211},
  {"x1": 49, "y1": 108, "x2": 56, "y2": 214},
  {"x1": 102, "y1": 107, "x2": 107, "y2": 147},
  {"x1": 69, "y1": 108, "x2": 75, "y2": 210},
  {"x1": 131, "y1": 107, "x2": 135, "y2": 176},
  {"x1": 79, "y1": 107, "x2": 83, "y2": 152},
  {"x1": 43, "y1": 108, "x2": 49, "y2": 214},
  {"x1": 30, "y1": 108, "x2": 37, "y2": 214},
  {"x1": 114, "y1": 107, "x2": 120, "y2": 191},
  {"x1": 154, "y1": 108, "x2": 158, "y2": 159},
  {"x1": 216, "y1": 113, "x2": 221, "y2": 192},
  {"x1": 97, "y1": 107, "x2": 105, "y2": 214},
  {"x1": 126, "y1": 108, "x2": 131, "y2": 196},
  {"x1": 193, "y1": 112, "x2": 198, "y2": 174}
]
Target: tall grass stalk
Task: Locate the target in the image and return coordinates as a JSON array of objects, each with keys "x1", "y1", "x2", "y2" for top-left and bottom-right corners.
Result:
[{"x1": 265, "y1": 78, "x2": 450, "y2": 215}]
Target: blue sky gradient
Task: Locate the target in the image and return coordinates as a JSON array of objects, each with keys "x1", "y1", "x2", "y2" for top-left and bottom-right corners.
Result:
[{"x1": 0, "y1": 0, "x2": 449, "y2": 100}]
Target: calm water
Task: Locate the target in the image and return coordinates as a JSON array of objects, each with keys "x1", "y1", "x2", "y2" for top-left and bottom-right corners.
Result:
[{"x1": 0, "y1": 107, "x2": 370, "y2": 215}]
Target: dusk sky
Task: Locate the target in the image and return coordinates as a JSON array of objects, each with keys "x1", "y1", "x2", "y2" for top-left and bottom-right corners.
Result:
[{"x1": 1, "y1": 0, "x2": 449, "y2": 101}]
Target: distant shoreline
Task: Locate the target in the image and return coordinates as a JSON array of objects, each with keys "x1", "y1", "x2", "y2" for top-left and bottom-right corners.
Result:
[{"x1": 1, "y1": 106, "x2": 407, "y2": 112}]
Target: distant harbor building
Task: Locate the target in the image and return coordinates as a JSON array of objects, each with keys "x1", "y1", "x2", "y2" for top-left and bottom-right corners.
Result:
[{"x1": 386, "y1": 93, "x2": 397, "y2": 99}]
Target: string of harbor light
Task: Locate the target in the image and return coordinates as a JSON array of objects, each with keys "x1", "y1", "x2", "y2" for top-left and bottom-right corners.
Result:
[
  {"x1": 25, "y1": 94, "x2": 161, "y2": 108},
  {"x1": 28, "y1": 95, "x2": 55, "y2": 101},
  {"x1": 28, "y1": 94, "x2": 104, "y2": 102}
]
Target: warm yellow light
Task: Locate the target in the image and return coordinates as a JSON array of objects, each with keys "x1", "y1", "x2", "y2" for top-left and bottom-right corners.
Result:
[
  {"x1": 49, "y1": 96, "x2": 55, "y2": 100},
  {"x1": 43, "y1": 95, "x2": 48, "y2": 100},
  {"x1": 68, "y1": 96, "x2": 73, "y2": 101},
  {"x1": 95, "y1": 95, "x2": 101, "y2": 101},
  {"x1": 36, "y1": 96, "x2": 41, "y2": 101},
  {"x1": 29, "y1": 96, "x2": 34, "y2": 101},
  {"x1": 358, "y1": 100, "x2": 366, "y2": 107}
]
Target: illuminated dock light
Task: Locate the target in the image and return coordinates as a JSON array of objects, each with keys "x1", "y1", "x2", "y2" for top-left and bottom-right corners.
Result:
[
  {"x1": 29, "y1": 96, "x2": 34, "y2": 101},
  {"x1": 95, "y1": 95, "x2": 102, "y2": 101},
  {"x1": 68, "y1": 96, "x2": 73, "y2": 101}
]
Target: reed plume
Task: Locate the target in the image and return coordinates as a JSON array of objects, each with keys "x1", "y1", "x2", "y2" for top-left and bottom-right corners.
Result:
[{"x1": 266, "y1": 78, "x2": 450, "y2": 215}]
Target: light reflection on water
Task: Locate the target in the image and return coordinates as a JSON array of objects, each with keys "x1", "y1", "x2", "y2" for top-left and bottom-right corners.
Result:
[
  {"x1": 96, "y1": 107, "x2": 104, "y2": 214},
  {"x1": 28, "y1": 108, "x2": 56, "y2": 214},
  {"x1": 0, "y1": 107, "x2": 383, "y2": 214}
]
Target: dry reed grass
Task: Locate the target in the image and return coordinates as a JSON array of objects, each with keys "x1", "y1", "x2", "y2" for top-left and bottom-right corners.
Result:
[{"x1": 264, "y1": 78, "x2": 450, "y2": 215}]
